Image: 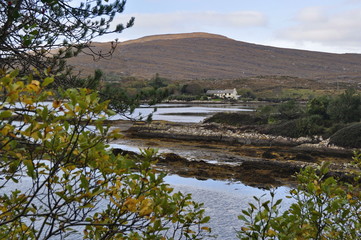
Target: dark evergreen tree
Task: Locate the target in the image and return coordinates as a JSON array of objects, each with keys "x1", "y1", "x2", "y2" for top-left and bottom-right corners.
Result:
[{"x1": 0, "y1": 0, "x2": 134, "y2": 83}]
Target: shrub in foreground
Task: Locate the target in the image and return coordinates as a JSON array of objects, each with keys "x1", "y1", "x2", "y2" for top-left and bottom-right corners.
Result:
[
  {"x1": 238, "y1": 162, "x2": 361, "y2": 239},
  {"x1": 0, "y1": 71, "x2": 210, "y2": 239}
]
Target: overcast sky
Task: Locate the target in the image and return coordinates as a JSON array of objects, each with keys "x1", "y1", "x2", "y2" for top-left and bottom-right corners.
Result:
[{"x1": 96, "y1": 0, "x2": 361, "y2": 53}]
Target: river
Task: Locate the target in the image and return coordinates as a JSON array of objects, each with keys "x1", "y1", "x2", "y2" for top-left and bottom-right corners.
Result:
[{"x1": 111, "y1": 102, "x2": 294, "y2": 240}]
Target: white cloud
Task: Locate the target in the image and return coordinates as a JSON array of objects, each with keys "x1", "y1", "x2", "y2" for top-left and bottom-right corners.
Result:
[
  {"x1": 110, "y1": 11, "x2": 267, "y2": 39},
  {"x1": 96, "y1": 2, "x2": 361, "y2": 54},
  {"x1": 296, "y1": 7, "x2": 327, "y2": 22},
  {"x1": 278, "y1": 7, "x2": 361, "y2": 52},
  {"x1": 262, "y1": 39, "x2": 360, "y2": 53}
]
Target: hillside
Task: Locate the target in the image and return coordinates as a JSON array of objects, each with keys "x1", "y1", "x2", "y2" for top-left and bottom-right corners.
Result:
[{"x1": 68, "y1": 32, "x2": 361, "y2": 86}]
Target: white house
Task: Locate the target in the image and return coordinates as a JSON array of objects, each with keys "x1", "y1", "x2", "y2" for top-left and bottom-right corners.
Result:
[{"x1": 206, "y1": 88, "x2": 239, "y2": 100}]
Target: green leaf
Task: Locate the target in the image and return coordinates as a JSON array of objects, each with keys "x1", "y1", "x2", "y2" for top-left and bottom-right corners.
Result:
[
  {"x1": 0, "y1": 110, "x2": 12, "y2": 119},
  {"x1": 30, "y1": 30, "x2": 39, "y2": 35},
  {"x1": 9, "y1": 69, "x2": 19, "y2": 77},
  {"x1": 238, "y1": 215, "x2": 248, "y2": 222},
  {"x1": 242, "y1": 210, "x2": 251, "y2": 217},
  {"x1": 262, "y1": 202, "x2": 270, "y2": 212},
  {"x1": 42, "y1": 107, "x2": 49, "y2": 120},
  {"x1": 80, "y1": 175, "x2": 89, "y2": 190},
  {"x1": 78, "y1": 100, "x2": 87, "y2": 109},
  {"x1": 275, "y1": 199, "x2": 283, "y2": 206},
  {"x1": 200, "y1": 216, "x2": 210, "y2": 224},
  {"x1": 23, "y1": 38, "x2": 32, "y2": 47},
  {"x1": 42, "y1": 77, "x2": 54, "y2": 87},
  {"x1": 249, "y1": 203, "x2": 257, "y2": 210},
  {"x1": 79, "y1": 204, "x2": 95, "y2": 209},
  {"x1": 24, "y1": 160, "x2": 35, "y2": 179}
]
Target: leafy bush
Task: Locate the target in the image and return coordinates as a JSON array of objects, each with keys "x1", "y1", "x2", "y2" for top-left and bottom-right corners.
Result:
[
  {"x1": 329, "y1": 122, "x2": 361, "y2": 148},
  {"x1": 295, "y1": 115, "x2": 325, "y2": 137},
  {"x1": 238, "y1": 89, "x2": 257, "y2": 101},
  {"x1": 306, "y1": 95, "x2": 330, "y2": 119},
  {"x1": 256, "y1": 100, "x2": 305, "y2": 124},
  {"x1": 0, "y1": 71, "x2": 211, "y2": 239},
  {"x1": 238, "y1": 162, "x2": 361, "y2": 239},
  {"x1": 262, "y1": 115, "x2": 325, "y2": 138},
  {"x1": 327, "y1": 88, "x2": 361, "y2": 123},
  {"x1": 322, "y1": 122, "x2": 348, "y2": 139},
  {"x1": 181, "y1": 83, "x2": 204, "y2": 95},
  {"x1": 261, "y1": 119, "x2": 300, "y2": 138},
  {"x1": 276, "y1": 100, "x2": 304, "y2": 120},
  {"x1": 204, "y1": 112, "x2": 267, "y2": 126}
]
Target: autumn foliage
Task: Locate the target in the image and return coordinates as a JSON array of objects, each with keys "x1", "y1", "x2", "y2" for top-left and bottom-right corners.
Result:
[{"x1": 0, "y1": 70, "x2": 210, "y2": 239}]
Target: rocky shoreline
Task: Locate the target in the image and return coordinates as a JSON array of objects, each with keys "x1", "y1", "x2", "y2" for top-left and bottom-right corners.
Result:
[
  {"x1": 127, "y1": 121, "x2": 345, "y2": 148},
  {"x1": 117, "y1": 121, "x2": 360, "y2": 187}
]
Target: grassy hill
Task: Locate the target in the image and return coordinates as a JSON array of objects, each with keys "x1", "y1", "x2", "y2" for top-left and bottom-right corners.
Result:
[{"x1": 67, "y1": 32, "x2": 361, "y2": 91}]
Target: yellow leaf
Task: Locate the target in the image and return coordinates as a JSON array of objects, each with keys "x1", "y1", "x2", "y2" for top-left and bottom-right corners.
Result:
[
  {"x1": 139, "y1": 199, "x2": 153, "y2": 216},
  {"x1": 102, "y1": 154, "x2": 109, "y2": 161},
  {"x1": 22, "y1": 97, "x2": 33, "y2": 105},
  {"x1": 124, "y1": 198, "x2": 138, "y2": 212},
  {"x1": 67, "y1": 164, "x2": 76, "y2": 171},
  {"x1": 21, "y1": 223, "x2": 29, "y2": 231},
  {"x1": 31, "y1": 80, "x2": 40, "y2": 86},
  {"x1": 241, "y1": 227, "x2": 250, "y2": 232},
  {"x1": 267, "y1": 229, "x2": 277, "y2": 236},
  {"x1": 1, "y1": 125, "x2": 11, "y2": 135},
  {"x1": 30, "y1": 131, "x2": 39, "y2": 140},
  {"x1": 14, "y1": 81, "x2": 24, "y2": 89},
  {"x1": 115, "y1": 178, "x2": 122, "y2": 189},
  {"x1": 0, "y1": 206, "x2": 8, "y2": 212},
  {"x1": 53, "y1": 100, "x2": 61, "y2": 109},
  {"x1": 27, "y1": 80, "x2": 41, "y2": 92}
]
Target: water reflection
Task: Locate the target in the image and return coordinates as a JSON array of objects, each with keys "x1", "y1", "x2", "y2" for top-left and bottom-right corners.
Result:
[
  {"x1": 165, "y1": 175, "x2": 293, "y2": 240},
  {"x1": 109, "y1": 141, "x2": 294, "y2": 239},
  {"x1": 110, "y1": 103, "x2": 254, "y2": 123},
  {"x1": 108, "y1": 103, "x2": 292, "y2": 239}
]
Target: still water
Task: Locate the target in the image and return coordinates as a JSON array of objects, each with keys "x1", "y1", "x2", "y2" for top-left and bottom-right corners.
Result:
[
  {"x1": 110, "y1": 103, "x2": 293, "y2": 239},
  {"x1": 4, "y1": 103, "x2": 291, "y2": 239},
  {"x1": 110, "y1": 103, "x2": 254, "y2": 123},
  {"x1": 1, "y1": 171, "x2": 292, "y2": 240},
  {"x1": 165, "y1": 175, "x2": 292, "y2": 240},
  {"x1": 109, "y1": 99, "x2": 292, "y2": 240}
]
